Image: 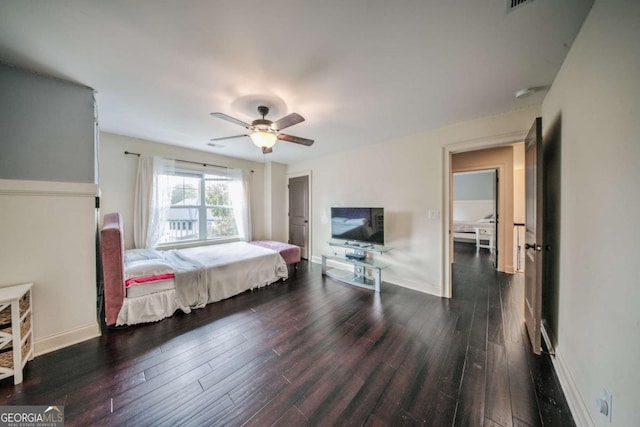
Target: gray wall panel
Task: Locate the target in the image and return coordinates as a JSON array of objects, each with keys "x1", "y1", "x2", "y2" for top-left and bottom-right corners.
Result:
[{"x1": 0, "y1": 64, "x2": 95, "y2": 183}]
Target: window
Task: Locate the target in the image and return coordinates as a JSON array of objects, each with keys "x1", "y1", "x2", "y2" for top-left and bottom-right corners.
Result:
[{"x1": 161, "y1": 169, "x2": 239, "y2": 244}]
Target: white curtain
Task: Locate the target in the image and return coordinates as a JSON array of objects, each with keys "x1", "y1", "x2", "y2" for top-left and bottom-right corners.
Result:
[
  {"x1": 133, "y1": 156, "x2": 175, "y2": 248},
  {"x1": 229, "y1": 168, "x2": 252, "y2": 241}
]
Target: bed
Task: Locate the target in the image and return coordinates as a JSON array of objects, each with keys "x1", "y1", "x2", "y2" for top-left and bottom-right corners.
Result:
[
  {"x1": 101, "y1": 212, "x2": 291, "y2": 327},
  {"x1": 452, "y1": 200, "x2": 496, "y2": 251},
  {"x1": 453, "y1": 218, "x2": 496, "y2": 234},
  {"x1": 453, "y1": 219, "x2": 496, "y2": 251}
]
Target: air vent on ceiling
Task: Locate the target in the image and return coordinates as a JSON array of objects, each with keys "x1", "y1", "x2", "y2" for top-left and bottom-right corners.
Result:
[{"x1": 508, "y1": 0, "x2": 535, "y2": 13}]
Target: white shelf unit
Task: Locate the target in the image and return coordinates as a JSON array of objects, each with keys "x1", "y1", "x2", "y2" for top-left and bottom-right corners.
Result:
[
  {"x1": 321, "y1": 242, "x2": 392, "y2": 293},
  {"x1": 0, "y1": 283, "x2": 34, "y2": 385}
]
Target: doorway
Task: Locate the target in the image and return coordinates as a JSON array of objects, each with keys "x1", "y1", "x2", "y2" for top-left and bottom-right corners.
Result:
[
  {"x1": 288, "y1": 173, "x2": 310, "y2": 260},
  {"x1": 452, "y1": 169, "x2": 498, "y2": 268},
  {"x1": 444, "y1": 139, "x2": 526, "y2": 299}
]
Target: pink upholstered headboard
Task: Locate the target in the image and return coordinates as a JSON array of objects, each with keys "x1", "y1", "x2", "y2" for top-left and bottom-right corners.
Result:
[{"x1": 100, "y1": 212, "x2": 126, "y2": 326}]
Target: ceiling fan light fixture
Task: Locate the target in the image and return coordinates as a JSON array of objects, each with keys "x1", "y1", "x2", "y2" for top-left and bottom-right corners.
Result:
[{"x1": 250, "y1": 131, "x2": 277, "y2": 148}]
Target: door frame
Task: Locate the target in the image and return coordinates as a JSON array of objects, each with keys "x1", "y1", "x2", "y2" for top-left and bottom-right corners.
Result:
[
  {"x1": 286, "y1": 170, "x2": 312, "y2": 259},
  {"x1": 442, "y1": 131, "x2": 528, "y2": 298}
]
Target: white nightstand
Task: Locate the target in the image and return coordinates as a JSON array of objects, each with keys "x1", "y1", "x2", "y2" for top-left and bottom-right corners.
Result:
[
  {"x1": 0, "y1": 283, "x2": 34, "y2": 384},
  {"x1": 474, "y1": 227, "x2": 495, "y2": 253}
]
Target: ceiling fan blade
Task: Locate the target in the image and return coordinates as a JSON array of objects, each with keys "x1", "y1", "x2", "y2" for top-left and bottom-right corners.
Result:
[
  {"x1": 278, "y1": 133, "x2": 314, "y2": 146},
  {"x1": 262, "y1": 147, "x2": 273, "y2": 154},
  {"x1": 210, "y1": 134, "x2": 249, "y2": 142},
  {"x1": 271, "y1": 113, "x2": 305, "y2": 131},
  {"x1": 210, "y1": 112, "x2": 251, "y2": 129}
]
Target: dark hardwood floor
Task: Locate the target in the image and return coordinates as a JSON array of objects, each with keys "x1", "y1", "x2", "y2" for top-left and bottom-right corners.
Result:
[{"x1": 0, "y1": 244, "x2": 574, "y2": 426}]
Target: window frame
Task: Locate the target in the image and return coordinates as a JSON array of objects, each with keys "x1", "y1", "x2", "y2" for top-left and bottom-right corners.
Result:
[{"x1": 159, "y1": 167, "x2": 239, "y2": 247}]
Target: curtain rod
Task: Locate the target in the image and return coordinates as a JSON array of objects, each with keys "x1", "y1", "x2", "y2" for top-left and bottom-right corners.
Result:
[{"x1": 124, "y1": 151, "x2": 253, "y2": 173}]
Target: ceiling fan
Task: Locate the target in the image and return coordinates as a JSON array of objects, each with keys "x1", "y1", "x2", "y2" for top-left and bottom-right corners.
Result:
[{"x1": 209, "y1": 105, "x2": 314, "y2": 154}]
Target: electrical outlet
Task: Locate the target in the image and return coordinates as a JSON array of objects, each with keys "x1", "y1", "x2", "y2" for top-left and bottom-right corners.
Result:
[
  {"x1": 595, "y1": 387, "x2": 612, "y2": 422},
  {"x1": 428, "y1": 209, "x2": 440, "y2": 220}
]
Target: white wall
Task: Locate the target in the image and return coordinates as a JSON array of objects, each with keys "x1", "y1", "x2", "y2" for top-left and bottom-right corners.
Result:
[
  {"x1": 263, "y1": 162, "x2": 288, "y2": 242},
  {"x1": 0, "y1": 180, "x2": 100, "y2": 355},
  {"x1": 288, "y1": 106, "x2": 539, "y2": 296},
  {"x1": 99, "y1": 132, "x2": 270, "y2": 248},
  {"x1": 541, "y1": 0, "x2": 640, "y2": 425}
]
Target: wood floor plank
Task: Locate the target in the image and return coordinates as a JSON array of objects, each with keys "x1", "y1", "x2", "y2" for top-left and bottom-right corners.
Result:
[
  {"x1": 338, "y1": 363, "x2": 396, "y2": 425},
  {"x1": 143, "y1": 331, "x2": 247, "y2": 380},
  {"x1": 488, "y1": 274, "x2": 505, "y2": 346},
  {"x1": 243, "y1": 349, "x2": 339, "y2": 426},
  {"x1": 186, "y1": 375, "x2": 290, "y2": 426},
  {"x1": 296, "y1": 375, "x2": 365, "y2": 424},
  {"x1": 272, "y1": 406, "x2": 307, "y2": 426},
  {"x1": 454, "y1": 345, "x2": 486, "y2": 427},
  {"x1": 485, "y1": 341, "x2": 514, "y2": 427},
  {"x1": 424, "y1": 391, "x2": 457, "y2": 426},
  {"x1": 369, "y1": 337, "x2": 430, "y2": 424}
]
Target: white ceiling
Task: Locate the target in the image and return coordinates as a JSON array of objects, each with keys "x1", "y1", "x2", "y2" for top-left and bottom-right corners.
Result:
[{"x1": 0, "y1": 0, "x2": 594, "y2": 164}]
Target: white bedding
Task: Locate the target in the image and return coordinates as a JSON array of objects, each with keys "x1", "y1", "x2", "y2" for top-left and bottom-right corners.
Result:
[
  {"x1": 174, "y1": 242, "x2": 288, "y2": 304},
  {"x1": 117, "y1": 289, "x2": 178, "y2": 326},
  {"x1": 453, "y1": 219, "x2": 496, "y2": 233},
  {"x1": 116, "y1": 241, "x2": 287, "y2": 326},
  {"x1": 126, "y1": 278, "x2": 175, "y2": 298}
]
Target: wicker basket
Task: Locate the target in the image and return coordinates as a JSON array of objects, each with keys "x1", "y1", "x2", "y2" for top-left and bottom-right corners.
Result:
[
  {"x1": 3, "y1": 315, "x2": 31, "y2": 340},
  {"x1": 19, "y1": 290, "x2": 30, "y2": 316},
  {"x1": 0, "y1": 336, "x2": 31, "y2": 369},
  {"x1": 0, "y1": 291, "x2": 29, "y2": 327},
  {"x1": 0, "y1": 305, "x2": 10, "y2": 328}
]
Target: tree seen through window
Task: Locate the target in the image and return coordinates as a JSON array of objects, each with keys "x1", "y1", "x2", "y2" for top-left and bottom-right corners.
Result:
[{"x1": 162, "y1": 172, "x2": 238, "y2": 243}]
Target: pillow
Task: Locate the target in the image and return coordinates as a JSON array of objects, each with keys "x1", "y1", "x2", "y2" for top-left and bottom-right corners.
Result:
[
  {"x1": 332, "y1": 217, "x2": 348, "y2": 223},
  {"x1": 124, "y1": 249, "x2": 164, "y2": 263},
  {"x1": 124, "y1": 259, "x2": 174, "y2": 280}
]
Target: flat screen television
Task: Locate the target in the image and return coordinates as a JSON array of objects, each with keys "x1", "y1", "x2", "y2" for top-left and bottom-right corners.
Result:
[{"x1": 330, "y1": 207, "x2": 384, "y2": 245}]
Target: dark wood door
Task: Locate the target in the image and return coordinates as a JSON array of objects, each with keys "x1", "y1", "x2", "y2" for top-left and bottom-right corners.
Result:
[
  {"x1": 288, "y1": 175, "x2": 309, "y2": 259},
  {"x1": 525, "y1": 117, "x2": 543, "y2": 355},
  {"x1": 493, "y1": 169, "x2": 499, "y2": 269}
]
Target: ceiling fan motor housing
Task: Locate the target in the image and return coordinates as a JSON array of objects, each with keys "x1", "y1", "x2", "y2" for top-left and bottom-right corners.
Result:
[{"x1": 251, "y1": 118, "x2": 273, "y2": 130}]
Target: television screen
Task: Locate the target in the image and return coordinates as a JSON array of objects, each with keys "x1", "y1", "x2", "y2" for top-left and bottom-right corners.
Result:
[{"x1": 330, "y1": 207, "x2": 384, "y2": 245}]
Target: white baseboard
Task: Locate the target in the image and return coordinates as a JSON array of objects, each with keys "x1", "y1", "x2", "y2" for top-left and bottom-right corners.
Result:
[
  {"x1": 34, "y1": 322, "x2": 101, "y2": 356},
  {"x1": 547, "y1": 343, "x2": 594, "y2": 427}
]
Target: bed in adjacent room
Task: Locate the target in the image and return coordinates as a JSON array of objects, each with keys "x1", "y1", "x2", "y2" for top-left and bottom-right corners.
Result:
[
  {"x1": 101, "y1": 212, "x2": 292, "y2": 327},
  {"x1": 452, "y1": 200, "x2": 496, "y2": 251}
]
